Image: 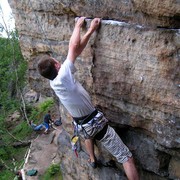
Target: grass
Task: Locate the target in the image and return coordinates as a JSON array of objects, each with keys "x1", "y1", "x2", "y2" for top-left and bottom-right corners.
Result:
[
  {"x1": 39, "y1": 163, "x2": 63, "y2": 180},
  {"x1": 28, "y1": 97, "x2": 55, "y2": 124},
  {"x1": 0, "y1": 169, "x2": 15, "y2": 180},
  {"x1": 11, "y1": 120, "x2": 33, "y2": 140}
]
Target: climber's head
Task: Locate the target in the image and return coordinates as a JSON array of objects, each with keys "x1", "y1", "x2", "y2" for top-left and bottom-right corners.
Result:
[{"x1": 38, "y1": 55, "x2": 61, "y2": 80}]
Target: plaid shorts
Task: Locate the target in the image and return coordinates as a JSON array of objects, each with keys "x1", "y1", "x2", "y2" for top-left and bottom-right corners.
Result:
[{"x1": 99, "y1": 125, "x2": 132, "y2": 164}]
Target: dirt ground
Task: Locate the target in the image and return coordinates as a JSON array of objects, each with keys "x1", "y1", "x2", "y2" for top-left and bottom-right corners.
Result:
[{"x1": 22, "y1": 125, "x2": 63, "y2": 180}]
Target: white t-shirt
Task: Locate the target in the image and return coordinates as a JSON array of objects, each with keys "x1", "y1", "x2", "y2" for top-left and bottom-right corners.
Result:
[{"x1": 50, "y1": 59, "x2": 95, "y2": 117}]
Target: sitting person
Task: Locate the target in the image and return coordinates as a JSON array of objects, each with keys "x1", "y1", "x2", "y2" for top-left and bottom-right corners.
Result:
[
  {"x1": 43, "y1": 110, "x2": 53, "y2": 133},
  {"x1": 30, "y1": 121, "x2": 45, "y2": 131}
]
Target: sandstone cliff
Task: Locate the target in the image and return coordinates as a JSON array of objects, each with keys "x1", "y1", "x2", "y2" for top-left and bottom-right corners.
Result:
[{"x1": 8, "y1": 0, "x2": 180, "y2": 179}]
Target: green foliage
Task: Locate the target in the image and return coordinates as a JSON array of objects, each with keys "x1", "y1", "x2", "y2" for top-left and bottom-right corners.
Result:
[
  {"x1": 0, "y1": 30, "x2": 57, "y2": 180},
  {"x1": 12, "y1": 121, "x2": 33, "y2": 139},
  {"x1": 0, "y1": 148, "x2": 9, "y2": 160},
  {"x1": 0, "y1": 169, "x2": 14, "y2": 180},
  {"x1": 28, "y1": 98, "x2": 55, "y2": 122},
  {"x1": 0, "y1": 136, "x2": 25, "y2": 161},
  {"x1": 0, "y1": 30, "x2": 27, "y2": 114},
  {"x1": 48, "y1": 164, "x2": 60, "y2": 175},
  {"x1": 0, "y1": 30, "x2": 29, "y2": 179},
  {"x1": 40, "y1": 163, "x2": 63, "y2": 180},
  {"x1": 26, "y1": 104, "x2": 38, "y2": 119},
  {"x1": 38, "y1": 98, "x2": 54, "y2": 113},
  {"x1": 0, "y1": 116, "x2": 5, "y2": 134}
]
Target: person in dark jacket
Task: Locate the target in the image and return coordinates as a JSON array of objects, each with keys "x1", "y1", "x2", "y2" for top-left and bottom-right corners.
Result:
[{"x1": 43, "y1": 110, "x2": 53, "y2": 133}]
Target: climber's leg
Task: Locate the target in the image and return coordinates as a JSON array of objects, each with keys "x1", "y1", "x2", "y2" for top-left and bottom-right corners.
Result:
[
  {"x1": 123, "y1": 157, "x2": 139, "y2": 180},
  {"x1": 85, "y1": 139, "x2": 96, "y2": 161},
  {"x1": 99, "y1": 125, "x2": 139, "y2": 179}
]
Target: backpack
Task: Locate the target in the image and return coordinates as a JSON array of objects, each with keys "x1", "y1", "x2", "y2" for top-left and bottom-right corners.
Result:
[
  {"x1": 26, "y1": 169, "x2": 38, "y2": 176},
  {"x1": 54, "y1": 118, "x2": 62, "y2": 126}
]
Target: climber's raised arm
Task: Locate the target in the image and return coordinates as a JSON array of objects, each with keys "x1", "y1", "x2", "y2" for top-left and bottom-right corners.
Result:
[{"x1": 67, "y1": 17, "x2": 100, "y2": 63}]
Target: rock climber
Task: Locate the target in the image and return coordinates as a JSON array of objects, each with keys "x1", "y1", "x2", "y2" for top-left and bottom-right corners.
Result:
[{"x1": 38, "y1": 17, "x2": 139, "y2": 180}]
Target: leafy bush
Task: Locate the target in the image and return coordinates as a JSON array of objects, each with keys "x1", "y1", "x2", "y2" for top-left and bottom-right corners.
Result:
[
  {"x1": 40, "y1": 163, "x2": 63, "y2": 180},
  {"x1": 0, "y1": 148, "x2": 10, "y2": 160},
  {"x1": 28, "y1": 98, "x2": 55, "y2": 124},
  {"x1": 0, "y1": 31, "x2": 29, "y2": 179},
  {"x1": 0, "y1": 31, "x2": 27, "y2": 115},
  {"x1": 38, "y1": 98, "x2": 54, "y2": 113},
  {"x1": 48, "y1": 164, "x2": 60, "y2": 176},
  {"x1": 0, "y1": 169, "x2": 14, "y2": 180},
  {"x1": 12, "y1": 121, "x2": 32, "y2": 139}
]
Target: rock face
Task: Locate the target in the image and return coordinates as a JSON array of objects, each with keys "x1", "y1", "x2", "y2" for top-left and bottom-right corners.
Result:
[{"x1": 8, "y1": 0, "x2": 180, "y2": 179}]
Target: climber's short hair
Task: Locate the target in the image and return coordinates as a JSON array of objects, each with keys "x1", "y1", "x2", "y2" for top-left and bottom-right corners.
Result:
[{"x1": 38, "y1": 55, "x2": 58, "y2": 80}]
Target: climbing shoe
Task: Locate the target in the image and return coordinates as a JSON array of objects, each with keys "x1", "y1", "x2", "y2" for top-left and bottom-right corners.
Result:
[{"x1": 88, "y1": 159, "x2": 97, "y2": 169}]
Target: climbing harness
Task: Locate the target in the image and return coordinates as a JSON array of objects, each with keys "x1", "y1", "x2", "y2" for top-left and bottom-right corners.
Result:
[
  {"x1": 71, "y1": 111, "x2": 96, "y2": 158},
  {"x1": 73, "y1": 110, "x2": 108, "y2": 139}
]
